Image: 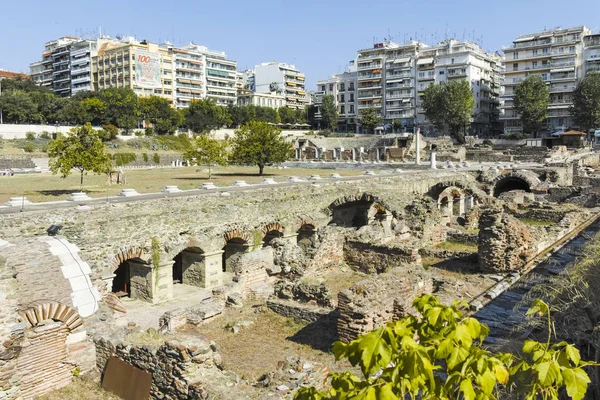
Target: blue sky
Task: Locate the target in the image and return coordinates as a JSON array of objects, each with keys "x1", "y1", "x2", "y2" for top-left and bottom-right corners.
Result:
[{"x1": 1, "y1": 0, "x2": 599, "y2": 88}]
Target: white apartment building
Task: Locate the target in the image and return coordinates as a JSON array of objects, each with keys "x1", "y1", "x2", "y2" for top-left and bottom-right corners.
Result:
[
  {"x1": 501, "y1": 26, "x2": 591, "y2": 133},
  {"x1": 30, "y1": 36, "x2": 80, "y2": 96},
  {"x1": 584, "y1": 33, "x2": 600, "y2": 76},
  {"x1": 204, "y1": 49, "x2": 237, "y2": 107},
  {"x1": 237, "y1": 88, "x2": 285, "y2": 109},
  {"x1": 251, "y1": 62, "x2": 307, "y2": 109},
  {"x1": 352, "y1": 39, "x2": 502, "y2": 135},
  {"x1": 315, "y1": 62, "x2": 357, "y2": 131}
]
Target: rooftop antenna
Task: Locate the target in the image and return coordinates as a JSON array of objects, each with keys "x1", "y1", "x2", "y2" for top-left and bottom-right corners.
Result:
[
  {"x1": 462, "y1": 29, "x2": 466, "y2": 41},
  {"x1": 445, "y1": 23, "x2": 448, "y2": 40}
]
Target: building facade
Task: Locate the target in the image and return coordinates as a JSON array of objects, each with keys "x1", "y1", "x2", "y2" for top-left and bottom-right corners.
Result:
[
  {"x1": 315, "y1": 62, "x2": 357, "y2": 132},
  {"x1": 237, "y1": 88, "x2": 285, "y2": 108},
  {"x1": 584, "y1": 33, "x2": 600, "y2": 76},
  {"x1": 251, "y1": 62, "x2": 307, "y2": 109},
  {"x1": 30, "y1": 37, "x2": 80, "y2": 96},
  {"x1": 501, "y1": 26, "x2": 591, "y2": 134}
]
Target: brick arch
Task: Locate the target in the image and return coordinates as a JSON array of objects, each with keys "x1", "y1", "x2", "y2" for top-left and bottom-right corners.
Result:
[
  {"x1": 262, "y1": 223, "x2": 285, "y2": 235},
  {"x1": 297, "y1": 218, "x2": 317, "y2": 230},
  {"x1": 427, "y1": 181, "x2": 488, "y2": 203},
  {"x1": 223, "y1": 229, "x2": 250, "y2": 244},
  {"x1": 491, "y1": 171, "x2": 541, "y2": 197},
  {"x1": 19, "y1": 301, "x2": 83, "y2": 331},
  {"x1": 328, "y1": 193, "x2": 393, "y2": 214},
  {"x1": 110, "y1": 247, "x2": 147, "y2": 271}
]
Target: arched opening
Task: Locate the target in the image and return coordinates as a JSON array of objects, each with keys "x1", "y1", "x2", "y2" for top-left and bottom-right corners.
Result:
[
  {"x1": 297, "y1": 224, "x2": 317, "y2": 252},
  {"x1": 452, "y1": 193, "x2": 462, "y2": 216},
  {"x1": 493, "y1": 177, "x2": 531, "y2": 197},
  {"x1": 331, "y1": 200, "x2": 373, "y2": 228},
  {"x1": 263, "y1": 230, "x2": 284, "y2": 247},
  {"x1": 439, "y1": 196, "x2": 452, "y2": 217},
  {"x1": 222, "y1": 238, "x2": 248, "y2": 273},
  {"x1": 172, "y1": 247, "x2": 204, "y2": 286},
  {"x1": 111, "y1": 257, "x2": 151, "y2": 300}
]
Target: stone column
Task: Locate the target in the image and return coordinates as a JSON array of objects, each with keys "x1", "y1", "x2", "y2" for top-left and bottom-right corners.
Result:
[
  {"x1": 202, "y1": 250, "x2": 224, "y2": 288},
  {"x1": 154, "y1": 260, "x2": 174, "y2": 303},
  {"x1": 465, "y1": 196, "x2": 474, "y2": 212},
  {"x1": 430, "y1": 151, "x2": 437, "y2": 169},
  {"x1": 415, "y1": 128, "x2": 421, "y2": 165},
  {"x1": 375, "y1": 148, "x2": 380, "y2": 161},
  {"x1": 351, "y1": 148, "x2": 356, "y2": 161},
  {"x1": 339, "y1": 147, "x2": 344, "y2": 161},
  {"x1": 459, "y1": 194, "x2": 466, "y2": 216}
]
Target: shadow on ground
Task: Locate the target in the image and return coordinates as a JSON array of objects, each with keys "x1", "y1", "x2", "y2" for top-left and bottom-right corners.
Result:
[
  {"x1": 287, "y1": 311, "x2": 339, "y2": 352},
  {"x1": 38, "y1": 189, "x2": 105, "y2": 197}
]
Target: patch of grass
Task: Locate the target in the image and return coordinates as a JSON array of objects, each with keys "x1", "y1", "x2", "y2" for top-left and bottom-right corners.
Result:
[
  {"x1": 125, "y1": 329, "x2": 165, "y2": 346},
  {"x1": 434, "y1": 240, "x2": 478, "y2": 253},
  {"x1": 39, "y1": 374, "x2": 114, "y2": 400},
  {"x1": 519, "y1": 218, "x2": 555, "y2": 226},
  {"x1": 422, "y1": 256, "x2": 444, "y2": 269}
]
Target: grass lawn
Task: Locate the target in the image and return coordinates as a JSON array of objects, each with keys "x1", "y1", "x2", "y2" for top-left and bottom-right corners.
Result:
[
  {"x1": 39, "y1": 375, "x2": 115, "y2": 400},
  {"x1": 434, "y1": 240, "x2": 478, "y2": 253},
  {"x1": 0, "y1": 166, "x2": 362, "y2": 204}
]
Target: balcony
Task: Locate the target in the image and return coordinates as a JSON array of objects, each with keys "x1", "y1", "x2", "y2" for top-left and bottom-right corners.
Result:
[
  {"x1": 524, "y1": 64, "x2": 551, "y2": 71},
  {"x1": 386, "y1": 102, "x2": 412, "y2": 110},
  {"x1": 358, "y1": 102, "x2": 382, "y2": 109},
  {"x1": 550, "y1": 85, "x2": 577, "y2": 93},
  {"x1": 358, "y1": 73, "x2": 381, "y2": 80},
  {"x1": 357, "y1": 82, "x2": 382, "y2": 90},
  {"x1": 550, "y1": 74, "x2": 576, "y2": 81},
  {"x1": 357, "y1": 92, "x2": 382, "y2": 99},
  {"x1": 72, "y1": 66, "x2": 90, "y2": 74},
  {"x1": 358, "y1": 54, "x2": 383, "y2": 61},
  {"x1": 71, "y1": 76, "x2": 90, "y2": 85},
  {"x1": 549, "y1": 98, "x2": 573, "y2": 105},
  {"x1": 386, "y1": 72, "x2": 412, "y2": 79},
  {"x1": 506, "y1": 39, "x2": 553, "y2": 50},
  {"x1": 72, "y1": 85, "x2": 91, "y2": 93},
  {"x1": 418, "y1": 74, "x2": 435, "y2": 81},
  {"x1": 387, "y1": 92, "x2": 412, "y2": 99},
  {"x1": 357, "y1": 62, "x2": 382, "y2": 71},
  {"x1": 447, "y1": 70, "x2": 467, "y2": 78}
]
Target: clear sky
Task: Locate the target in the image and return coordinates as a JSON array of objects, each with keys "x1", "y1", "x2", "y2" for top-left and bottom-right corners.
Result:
[{"x1": 1, "y1": 0, "x2": 599, "y2": 88}]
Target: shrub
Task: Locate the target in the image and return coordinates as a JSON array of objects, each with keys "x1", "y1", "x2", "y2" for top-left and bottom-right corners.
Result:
[
  {"x1": 135, "y1": 130, "x2": 144, "y2": 137},
  {"x1": 40, "y1": 144, "x2": 49, "y2": 153},
  {"x1": 153, "y1": 153, "x2": 160, "y2": 164},
  {"x1": 100, "y1": 124, "x2": 119, "y2": 141},
  {"x1": 142, "y1": 153, "x2": 149, "y2": 162},
  {"x1": 25, "y1": 132, "x2": 36, "y2": 141},
  {"x1": 145, "y1": 127, "x2": 155, "y2": 136},
  {"x1": 482, "y1": 139, "x2": 494, "y2": 147},
  {"x1": 23, "y1": 143, "x2": 35, "y2": 153},
  {"x1": 155, "y1": 134, "x2": 191, "y2": 151},
  {"x1": 112, "y1": 153, "x2": 137, "y2": 166},
  {"x1": 39, "y1": 131, "x2": 51, "y2": 140}
]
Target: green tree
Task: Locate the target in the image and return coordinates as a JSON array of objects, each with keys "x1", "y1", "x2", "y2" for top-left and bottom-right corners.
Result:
[
  {"x1": 184, "y1": 99, "x2": 231, "y2": 133},
  {"x1": 306, "y1": 104, "x2": 318, "y2": 129},
  {"x1": 183, "y1": 135, "x2": 228, "y2": 179},
  {"x1": 295, "y1": 295, "x2": 596, "y2": 400},
  {"x1": 422, "y1": 83, "x2": 446, "y2": 133},
  {"x1": 48, "y1": 123, "x2": 112, "y2": 187},
  {"x1": 255, "y1": 106, "x2": 280, "y2": 124},
  {"x1": 444, "y1": 80, "x2": 475, "y2": 143},
  {"x1": 294, "y1": 107, "x2": 307, "y2": 124},
  {"x1": 230, "y1": 121, "x2": 292, "y2": 175},
  {"x1": 514, "y1": 76, "x2": 550, "y2": 137},
  {"x1": 320, "y1": 95, "x2": 338, "y2": 130},
  {"x1": 359, "y1": 107, "x2": 382, "y2": 134},
  {"x1": 29, "y1": 92, "x2": 67, "y2": 124},
  {"x1": 0, "y1": 90, "x2": 36, "y2": 124},
  {"x1": 97, "y1": 87, "x2": 139, "y2": 131},
  {"x1": 278, "y1": 106, "x2": 296, "y2": 124},
  {"x1": 571, "y1": 72, "x2": 600, "y2": 135},
  {"x1": 139, "y1": 96, "x2": 181, "y2": 135}
]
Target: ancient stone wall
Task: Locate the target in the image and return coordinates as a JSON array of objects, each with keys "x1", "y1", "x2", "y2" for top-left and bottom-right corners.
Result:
[
  {"x1": 343, "y1": 241, "x2": 420, "y2": 274},
  {"x1": 336, "y1": 268, "x2": 433, "y2": 342}
]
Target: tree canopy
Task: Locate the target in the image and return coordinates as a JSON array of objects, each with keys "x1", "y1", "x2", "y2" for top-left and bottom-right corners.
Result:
[
  {"x1": 139, "y1": 95, "x2": 182, "y2": 135},
  {"x1": 422, "y1": 80, "x2": 475, "y2": 143},
  {"x1": 47, "y1": 123, "x2": 112, "y2": 186},
  {"x1": 359, "y1": 107, "x2": 382, "y2": 134},
  {"x1": 514, "y1": 76, "x2": 549, "y2": 137},
  {"x1": 183, "y1": 135, "x2": 228, "y2": 179},
  {"x1": 230, "y1": 121, "x2": 292, "y2": 175},
  {"x1": 184, "y1": 98, "x2": 231, "y2": 133},
  {"x1": 571, "y1": 72, "x2": 600, "y2": 134},
  {"x1": 320, "y1": 94, "x2": 338, "y2": 131}
]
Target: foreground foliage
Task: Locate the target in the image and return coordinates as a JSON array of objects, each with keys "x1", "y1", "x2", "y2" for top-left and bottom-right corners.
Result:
[
  {"x1": 514, "y1": 76, "x2": 550, "y2": 137},
  {"x1": 184, "y1": 135, "x2": 229, "y2": 179},
  {"x1": 295, "y1": 295, "x2": 596, "y2": 400},
  {"x1": 571, "y1": 72, "x2": 600, "y2": 134},
  {"x1": 422, "y1": 80, "x2": 474, "y2": 143}
]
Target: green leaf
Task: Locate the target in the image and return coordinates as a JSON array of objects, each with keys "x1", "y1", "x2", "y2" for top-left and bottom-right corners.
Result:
[
  {"x1": 562, "y1": 368, "x2": 591, "y2": 400},
  {"x1": 332, "y1": 341, "x2": 348, "y2": 361},
  {"x1": 565, "y1": 344, "x2": 581, "y2": 365},
  {"x1": 459, "y1": 378, "x2": 476, "y2": 400},
  {"x1": 522, "y1": 340, "x2": 539, "y2": 354},
  {"x1": 447, "y1": 345, "x2": 469, "y2": 370},
  {"x1": 376, "y1": 382, "x2": 399, "y2": 399},
  {"x1": 479, "y1": 369, "x2": 497, "y2": 394},
  {"x1": 533, "y1": 361, "x2": 560, "y2": 386},
  {"x1": 494, "y1": 364, "x2": 509, "y2": 385},
  {"x1": 526, "y1": 298, "x2": 549, "y2": 317},
  {"x1": 356, "y1": 331, "x2": 392, "y2": 376}
]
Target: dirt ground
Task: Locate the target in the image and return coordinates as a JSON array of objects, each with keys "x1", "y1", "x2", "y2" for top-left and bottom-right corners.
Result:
[
  {"x1": 39, "y1": 374, "x2": 116, "y2": 400},
  {"x1": 0, "y1": 165, "x2": 362, "y2": 204}
]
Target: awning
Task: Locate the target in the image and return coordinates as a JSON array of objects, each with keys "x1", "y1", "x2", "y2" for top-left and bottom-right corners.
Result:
[
  {"x1": 551, "y1": 67, "x2": 574, "y2": 73},
  {"x1": 392, "y1": 57, "x2": 411, "y2": 64},
  {"x1": 402, "y1": 99, "x2": 411, "y2": 103},
  {"x1": 179, "y1": 89, "x2": 191, "y2": 93},
  {"x1": 514, "y1": 36, "x2": 535, "y2": 43},
  {"x1": 190, "y1": 90, "x2": 203, "y2": 95},
  {"x1": 373, "y1": 99, "x2": 381, "y2": 104},
  {"x1": 298, "y1": 91, "x2": 305, "y2": 95},
  {"x1": 178, "y1": 79, "x2": 191, "y2": 84},
  {"x1": 386, "y1": 78, "x2": 407, "y2": 83},
  {"x1": 417, "y1": 57, "x2": 434, "y2": 65},
  {"x1": 287, "y1": 82, "x2": 296, "y2": 86}
]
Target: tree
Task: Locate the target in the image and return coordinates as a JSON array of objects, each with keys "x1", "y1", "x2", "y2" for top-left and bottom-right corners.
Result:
[
  {"x1": 320, "y1": 95, "x2": 338, "y2": 131},
  {"x1": 444, "y1": 80, "x2": 475, "y2": 143},
  {"x1": 97, "y1": 87, "x2": 139, "y2": 131},
  {"x1": 183, "y1": 135, "x2": 228, "y2": 179},
  {"x1": 295, "y1": 295, "x2": 596, "y2": 400},
  {"x1": 48, "y1": 123, "x2": 112, "y2": 187},
  {"x1": 230, "y1": 121, "x2": 292, "y2": 175},
  {"x1": 422, "y1": 80, "x2": 474, "y2": 143},
  {"x1": 184, "y1": 99, "x2": 231, "y2": 133},
  {"x1": 359, "y1": 107, "x2": 382, "y2": 134},
  {"x1": 514, "y1": 76, "x2": 549, "y2": 137},
  {"x1": 0, "y1": 90, "x2": 37, "y2": 124},
  {"x1": 571, "y1": 72, "x2": 600, "y2": 135},
  {"x1": 278, "y1": 106, "x2": 296, "y2": 125},
  {"x1": 306, "y1": 104, "x2": 318, "y2": 129},
  {"x1": 139, "y1": 96, "x2": 181, "y2": 135}
]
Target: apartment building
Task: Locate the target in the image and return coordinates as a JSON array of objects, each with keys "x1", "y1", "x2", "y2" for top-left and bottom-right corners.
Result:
[
  {"x1": 0, "y1": 70, "x2": 27, "y2": 80},
  {"x1": 351, "y1": 39, "x2": 502, "y2": 135},
  {"x1": 237, "y1": 88, "x2": 285, "y2": 108},
  {"x1": 584, "y1": 33, "x2": 600, "y2": 75},
  {"x1": 165, "y1": 44, "x2": 205, "y2": 109},
  {"x1": 204, "y1": 48, "x2": 237, "y2": 107},
  {"x1": 30, "y1": 37, "x2": 81, "y2": 96},
  {"x1": 315, "y1": 62, "x2": 357, "y2": 131},
  {"x1": 93, "y1": 38, "x2": 174, "y2": 102},
  {"x1": 501, "y1": 26, "x2": 591, "y2": 133},
  {"x1": 251, "y1": 62, "x2": 307, "y2": 109}
]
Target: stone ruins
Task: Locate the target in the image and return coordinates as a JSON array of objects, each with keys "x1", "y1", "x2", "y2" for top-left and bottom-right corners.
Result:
[{"x1": 1, "y1": 142, "x2": 600, "y2": 399}]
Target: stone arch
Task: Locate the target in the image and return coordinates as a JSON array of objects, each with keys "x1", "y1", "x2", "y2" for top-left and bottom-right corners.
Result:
[
  {"x1": 427, "y1": 181, "x2": 487, "y2": 204},
  {"x1": 328, "y1": 193, "x2": 390, "y2": 228},
  {"x1": 262, "y1": 223, "x2": 285, "y2": 247},
  {"x1": 222, "y1": 229, "x2": 250, "y2": 273},
  {"x1": 110, "y1": 247, "x2": 147, "y2": 271},
  {"x1": 172, "y1": 246, "x2": 204, "y2": 285},
  {"x1": 19, "y1": 301, "x2": 83, "y2": 331},
  {"x1": 491, "y1": 171, "x2": 541, "y2": 197},
  {"x1": 223, "y1": 229, "x2": 250, "y2": 244}
]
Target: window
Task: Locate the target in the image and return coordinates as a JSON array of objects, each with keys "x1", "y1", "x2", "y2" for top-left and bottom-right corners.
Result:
[
  {"x1": 543, "y1": 48, "x2": 549, "y2": 55},
  {"x1": 340, "y1": 94, "x2": 345, "y2": 102},
  {"x1": 532, "y1": 61, "x2": 537, "y2": 68},
  {"x1": 532, "y1": 49, "x2": 538, "y2": 56},
  {"x1": 350, "y1": 93, "x2": 354, "y2": 102},
  {"x1": 513, "y1": 52, "x2": 519, "y2": 60},
  {"x1": 340, "y1": 83, "x2": 345, "y2": 91},
  {"x1": 439, "y1": 71, "x2": 444, "y2": 75},
  {"x1": 569, "y1": 46, "x2": 575, "y2": 53},
  {"x1": 321, "y1": 85, "x2": 325, "y2": 91},
  {"x1": 329, "y1": 84, "x2": 333, "y2": 91},
  {"x1": 451, "y1": 58, "x2": 455, "y2": 64},
  {"x1": 350, "y1": 105, "x2": 354, "y2": 113},
  {"x1": 341, "y1": 105, "x2": 345, "y2": 114},
  {"x1": 513, "y1": 63, "x2": 518, "y2": 71}
]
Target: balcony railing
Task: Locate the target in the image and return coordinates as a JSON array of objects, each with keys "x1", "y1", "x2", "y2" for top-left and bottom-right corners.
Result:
[
  {"x1": 358, "y1": 73, "x2": 381, "y2": 80},
  {"x1": 551, "y1": 61, "x2": 575, "y2": 68},
  {"x1": 585, "y1": 38, "x2": 600, "y2": 47},
  {"x1": 357, "y1": 84, "x2": 382, "y2": 90},
  {"x1": 507, "y1": 39, "x2": 553, "y2": 49},
  {"x1": 358, "y1": 92, "x2": 382, "y2": 98},
  {"x1": 550, "y1": 74, "x2": 576, "y2": 81},
  {"x1": 387, "y1": 93, "x2": 412, "y2": 99},
  {"x1": 358, "y1": 54, "x2": 383, "y2": 61},
  {"x1": 386, "y1": 72, "x2": 412, "y2": 79},
  {"x1": 358, "y1": 103, "x2": 382, "y2": 109},
  {"x1": 386, "y1": 83, "x2": 412, "y2": 90},
  {"x1": 524, "y1": 64, "x2": 552, "y2": 70},
  {"x1": 357, "y1": 63, "x2": 382, "y2": 70}
]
